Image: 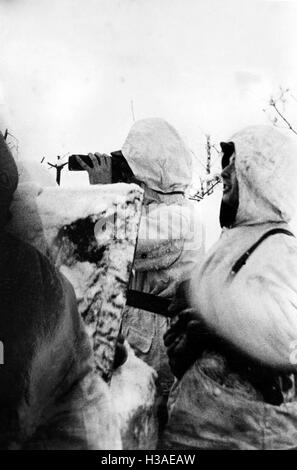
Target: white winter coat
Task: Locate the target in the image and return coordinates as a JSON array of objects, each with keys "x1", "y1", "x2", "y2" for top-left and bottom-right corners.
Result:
[
  {"x1": 164, "y1": 126, "x2": 297, "y2": 450},
  {"x1": 121, "y1": 119, "x2": 205, "y2": 390},
  {"x1": 191, "y1": 125, "x2": 297, "y2": 369}
]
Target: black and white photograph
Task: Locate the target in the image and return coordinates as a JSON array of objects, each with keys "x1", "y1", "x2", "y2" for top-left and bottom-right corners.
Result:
[{"x1": 1, "y1": 0, "x2": 297, "y2": 457}]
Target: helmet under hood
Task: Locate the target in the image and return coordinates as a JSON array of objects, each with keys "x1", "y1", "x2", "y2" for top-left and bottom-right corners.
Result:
[
  {"x1": 230, "y1": 125, "x2": 297, "y2": 226},
  {"x1": 121, "y1": 118, "x2": 193, "y2": 194}
]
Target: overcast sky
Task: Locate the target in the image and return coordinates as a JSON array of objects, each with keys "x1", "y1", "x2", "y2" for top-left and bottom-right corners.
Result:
[{"x1": 0, "y1": 0, "x2": 297, "y2": 186}]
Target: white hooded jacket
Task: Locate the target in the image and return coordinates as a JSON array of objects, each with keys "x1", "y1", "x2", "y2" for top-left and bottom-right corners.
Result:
[
  {"x1": 163, "y1": 126, "x2": 297, "y2": 450},
  {"x1": 121, "y1": 119, "x2": 205, "y2": 377},
  {"x1": 190, "y1": 125, "x2": 297, "y2": 370}
]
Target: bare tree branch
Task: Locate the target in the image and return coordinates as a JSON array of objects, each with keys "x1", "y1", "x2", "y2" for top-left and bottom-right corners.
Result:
[{"x1": 269, "y1": 98, "x2": 297, "y2": 135}]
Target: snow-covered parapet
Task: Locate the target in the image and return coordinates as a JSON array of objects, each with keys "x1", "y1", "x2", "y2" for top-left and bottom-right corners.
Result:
[
  {"x1": 8, "y1": 179, "x2": 159, "y2": 449},
  {"x1": 8, "y1": 182, "x2": 143, "y2": 381}
]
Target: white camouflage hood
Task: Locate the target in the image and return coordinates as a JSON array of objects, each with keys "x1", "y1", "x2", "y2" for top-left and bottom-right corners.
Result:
[
  {"x1": 232, "y1": 125, "x2": 297, "y2": 226},
  {"x1": 121, "y1": 118, "x2": 193, "y2": 193},
  {"x1": 189, "y1": 125, "x2": 297, "y2": 371}
]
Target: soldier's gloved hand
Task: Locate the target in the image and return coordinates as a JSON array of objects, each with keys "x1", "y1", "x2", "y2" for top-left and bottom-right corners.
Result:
[
  {"x1": 113, "y1": 334, "x2": 128, "y2": 370},
  {"x1": 75, "y1": 153, "x2": 112, "y2": 185},
  {"x1": 164, "y1": 309, "x2": 210, "y2": 380},
  {"x1": 167, "y1": 279, "x2": 191, "y2": 319},
  {"x1": 163, "y1": 279, "x2": 193, "y2": 352}
]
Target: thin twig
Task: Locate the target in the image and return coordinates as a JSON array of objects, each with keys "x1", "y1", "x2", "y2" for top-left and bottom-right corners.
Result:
[{"x1": 270, "y1": 100, "x2": 297, "y2": 135}]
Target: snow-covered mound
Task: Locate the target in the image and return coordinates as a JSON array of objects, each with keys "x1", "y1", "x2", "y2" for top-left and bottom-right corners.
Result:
[
  {"x1": 7, "y1": 180, "x2": 159, "y2": 449},
  {"x1": 8, "y1": 182, "x2": 143, "y2": 380}
]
